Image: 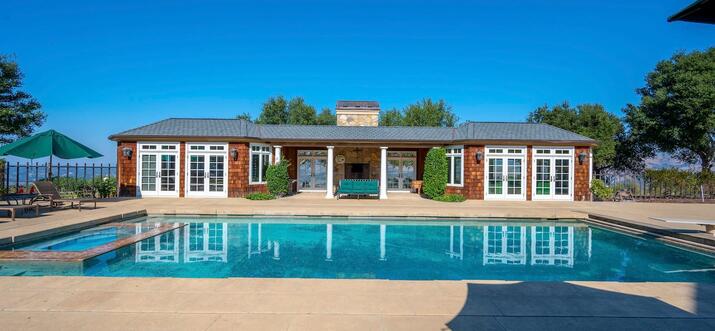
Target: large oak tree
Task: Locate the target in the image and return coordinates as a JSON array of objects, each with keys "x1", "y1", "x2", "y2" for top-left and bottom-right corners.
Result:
[
  {"x1": 527, "y1": 102, "x2": 635, "y2": 172},
  {"x1": 625, "y1": 48, "x2": 715, "y2": 173}
]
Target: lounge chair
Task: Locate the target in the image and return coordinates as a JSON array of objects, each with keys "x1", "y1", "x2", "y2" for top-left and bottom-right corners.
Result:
[{"x1": 31, "y1": 181, "x2": 97, "y2": 211}]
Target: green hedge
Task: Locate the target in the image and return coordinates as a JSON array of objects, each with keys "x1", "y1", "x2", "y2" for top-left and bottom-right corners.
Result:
[
  {"x1": 266, "y1": 159, "x2": 291, "y2": 196},
  {"x1": 433, "y1": 194, "x2": 466, "y2": 202},
  {"x1": 423, "y1": 148, "x2": 448, "y2": 199},
  {"x1": 245, "y1": 192, "x2": 276, "y2": 200}
]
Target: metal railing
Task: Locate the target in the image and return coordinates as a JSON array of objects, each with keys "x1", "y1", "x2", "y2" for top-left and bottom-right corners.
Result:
[
  {"x1": 0, "y1": 162, "x2": 117, "y2": 194},
  {"x1": 594, "y1": 171, "x2": 714, "y2": 202}
]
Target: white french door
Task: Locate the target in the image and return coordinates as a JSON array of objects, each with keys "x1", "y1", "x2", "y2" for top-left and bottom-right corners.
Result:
[
  {"x1": 185, "y1": 143, "x2": 228, "y2": 198},
  {"x1": 387, "y1": 151, "x2": 417, "y2": 191},
  {"x1": 484, "y1": 147, "x2": 526, "y2": 200},
  {"x1": 297, "y1": 150, "x2": 328, "y2": 192},
  {"x1": 532, "y1": 147, "x2": 574, "y2": 201},
  {"x1": 137, "y1": 143, "x2": 180, "y2": 197}
]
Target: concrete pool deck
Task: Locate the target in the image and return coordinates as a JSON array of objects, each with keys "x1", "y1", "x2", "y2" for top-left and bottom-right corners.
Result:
[
  {"x1": 1, "y1": 196, "x2": 715, "y2": 329},
  {"x1": 0, "y1": 277, "x2": 714, "y2": 330}
]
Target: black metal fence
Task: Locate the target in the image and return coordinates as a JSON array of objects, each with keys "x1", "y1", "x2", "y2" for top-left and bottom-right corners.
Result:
[
  {"x1": 0, "y1": 162, "x2": 117, "y2": 194},
  {"x1": 594, "y1": 171, "x2": 714, "y2": 202}
]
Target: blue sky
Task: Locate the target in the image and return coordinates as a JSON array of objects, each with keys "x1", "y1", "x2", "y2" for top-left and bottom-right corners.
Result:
[{"x1": 2, "y1": 0, "x2": 714, "y2": 163}]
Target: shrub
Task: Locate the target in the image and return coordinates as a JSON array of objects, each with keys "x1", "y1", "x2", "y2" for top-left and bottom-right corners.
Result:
[
  {"x1": 52, "y1": 177, "x2": 92, "y2": 193},
  {"x1": 92, "y1": 177, "x2": 117, "y2": 198},
  {"x1": 245, "y1": 192, "x2": 276, "y2": 200},
  {"x1": 423, "y1": 147, "x2": 448, "y2": 198},
  {"x1": 591, "y1": 179, "x2": 614, "y2": 201},
  {"x1": 266, "y1": 159, "x2": 291, "y2": 196},
  {"x1": 433, "y1": 194, "x2": 466, "y2": 202}
]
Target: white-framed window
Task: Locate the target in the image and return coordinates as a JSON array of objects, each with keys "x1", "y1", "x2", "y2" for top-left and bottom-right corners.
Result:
[
  {"x1": 250, "y1": 144, "x2": 272, "y2": 184},
  {"x1": 446, "y1": 146, "x2": 463, "y2": 186}
]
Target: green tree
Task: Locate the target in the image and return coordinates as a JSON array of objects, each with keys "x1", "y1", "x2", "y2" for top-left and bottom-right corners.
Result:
[
  {"x1": 0, "y1": 55, "x2": 45, "y2": 143},
  {"x1": 402, "y1": 98, "x2": 458, "y2": 127},
  {"x1": 256, "y1": 96, "x2": 288, "y2": 124},
  {"x1": 625, "y1": 48, "x2": 715, "y2": 173},
  {"x1": 379, "y1": 108, "x2": 404, "y2": 126},
  {"x1": 527, "y1": 102, "x2": 632, "y2": 172},
  {"x1": 236, "y1": 112, "x2": 252, "y2": 122},
  {"x1": 316, "y1": 107, "x2": 336, "y2": 125},
  {"x1": 423, "y1": 147, "x2": 448, "y2": 198},
  {"x1": 287, "y1": 97, "x2": 317, "y2": 125}
]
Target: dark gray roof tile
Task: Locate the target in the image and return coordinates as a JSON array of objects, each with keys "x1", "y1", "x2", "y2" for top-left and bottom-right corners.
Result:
[{"x1": 109, "y1": 118, "x2": 595, "y2": 144}]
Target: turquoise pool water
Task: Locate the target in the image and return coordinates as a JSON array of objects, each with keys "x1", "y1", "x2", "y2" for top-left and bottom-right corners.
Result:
[
  {"x1": 13, "y1": 226, "x2": 137, "y2": 252},
  {"x1": 1, "y1": 216, "x2": 714, "y2": 282}
]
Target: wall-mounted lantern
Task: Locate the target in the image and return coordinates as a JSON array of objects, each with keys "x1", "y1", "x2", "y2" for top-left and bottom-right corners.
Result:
[
  {"x1": 578, "y1": 152, "x2": 587, "y2": 165},
  {"x1": 475, "y1": 151, "x2": 483, "y2": 163},
  {"x1": 122, "y1": 147, "x2": 133, "y2": 159},
  {"x1": 230, "y1": 148, "x2": 239, "y2": 161}
]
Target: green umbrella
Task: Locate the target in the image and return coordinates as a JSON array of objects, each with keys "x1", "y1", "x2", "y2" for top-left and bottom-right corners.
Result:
[{"x1": 0, "y1": 129, "x2": 103, "y2": 178}]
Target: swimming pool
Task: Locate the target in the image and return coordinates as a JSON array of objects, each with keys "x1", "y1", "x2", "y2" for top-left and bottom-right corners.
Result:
[{"x1": 1, "y1": 216, "x2": 714, "y2": 282}]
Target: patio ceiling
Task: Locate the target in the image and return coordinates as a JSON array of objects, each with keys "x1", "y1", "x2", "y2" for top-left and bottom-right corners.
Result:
[{"x1": 668, "y1": 0, "x2": 715, "y2": 24}]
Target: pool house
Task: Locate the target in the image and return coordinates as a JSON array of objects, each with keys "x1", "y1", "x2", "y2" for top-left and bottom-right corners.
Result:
[{"x1": 109, "y1": 101, "x2": 596, "y2": 201}]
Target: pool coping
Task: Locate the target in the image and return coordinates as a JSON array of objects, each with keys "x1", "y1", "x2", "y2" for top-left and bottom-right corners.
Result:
[
  {"x1": 0, "y1": 210, "x2": 148, "y2": 248},
  {"x1": 585, "y1": 213, "x2": 715, "y2": 254},
  {"x1": 0, "y1": 222, "x2": 186, "y2": 262}
]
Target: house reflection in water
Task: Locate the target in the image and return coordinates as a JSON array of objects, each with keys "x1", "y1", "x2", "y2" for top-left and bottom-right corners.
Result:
[
  {"x1": 135, "y1": 223, "x2": 181, "y2": 263},
  {"x1": 130, "y1": 221, "x2": 592, "y2": 273},
  {"x1": 247, "y1": 223, "x2": 280, "y2": 260},
  {"x1": 185, "y1": 223, "x2": 228, "y2": 263},
  {"x1": 134, "y1": 222, "x2": 228, "y2": 263},
  {"x1": 482, "y1": 224, "x2": 590, "y2": 267}
]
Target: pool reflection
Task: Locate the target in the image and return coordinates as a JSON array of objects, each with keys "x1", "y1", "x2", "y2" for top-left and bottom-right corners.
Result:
[{"x1": 130, "y1": 221, "x2": 591, "y2": 274}]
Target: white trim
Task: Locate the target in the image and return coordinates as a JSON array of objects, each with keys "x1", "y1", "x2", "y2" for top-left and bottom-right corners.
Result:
[
  {"x1": 531, "y1": 146, "x2": 575, "y2": 201},
  {"x1": 184, "y1": 142, "x2": 229, "y2": 198},
  {"x1": 136, "y1": 141, "x2": 180, "y2": 198},
  {"x1": 249, "y1": 143, "x2": 272, "y2": 185},
  {"x1": 483, "y1": 145, "x2": 527, "y2": 201},
  {"x1": 446, "y1": 145, "x2": 464, "y2": 187},
  {"x1": 588, "y1": 147, "x2": 593, "y2": 193}
]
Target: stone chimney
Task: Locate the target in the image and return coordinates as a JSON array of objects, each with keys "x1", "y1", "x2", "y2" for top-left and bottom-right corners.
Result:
[{"x1": 336, "y1": 101, "x2": 380, "y2": 126}]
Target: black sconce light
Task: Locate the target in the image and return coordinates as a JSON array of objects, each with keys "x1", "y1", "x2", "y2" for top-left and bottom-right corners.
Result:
[
  {"x1": 122, "y1": 147, "x2": 133, "y2": 159},
  {"x1": 476, "y1": 151, "x2": 483, "y2": 163},
  {"x1": 578, "y1": 152, "x2": 587, "y2": 165},
  {"x1": 230, "y1": 148, "x2": 239, "y2": 161}
]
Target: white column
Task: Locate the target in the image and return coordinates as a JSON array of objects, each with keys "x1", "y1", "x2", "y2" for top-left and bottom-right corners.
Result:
[
  {"x1": 379, "y1": 146, "x2": 388, "y2": 199},
  {"x1": 325, "y1": 146, "x2": 334, "y2": 198},
  {"x1": 274, "y1": 145, "x2": 282, "y2": 163}
]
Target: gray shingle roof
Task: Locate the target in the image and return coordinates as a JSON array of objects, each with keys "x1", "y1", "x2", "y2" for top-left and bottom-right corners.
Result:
[
  {"x1": 456, "y1": 122, "x2": 595, "y2": 142},
  {"x1": 109, "y1": 118, "x2": 595, "y2": 144}
]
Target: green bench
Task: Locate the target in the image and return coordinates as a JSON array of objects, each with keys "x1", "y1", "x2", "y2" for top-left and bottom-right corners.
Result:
[{"x1": 336, "y1": 179, "x2": 379, "y2": 199}]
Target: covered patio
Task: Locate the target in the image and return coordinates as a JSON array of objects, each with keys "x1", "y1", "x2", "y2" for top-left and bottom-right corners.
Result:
[{"x1": 274, "y1": 144, "x2": 433, "y2": 199}]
